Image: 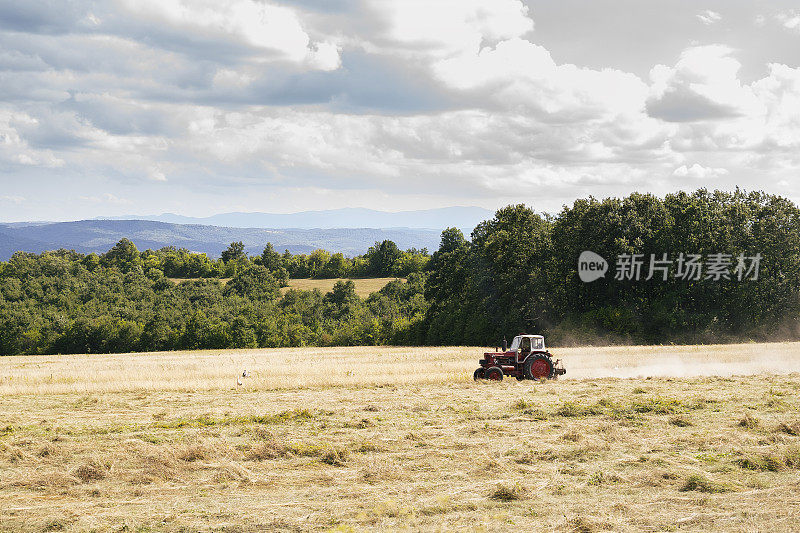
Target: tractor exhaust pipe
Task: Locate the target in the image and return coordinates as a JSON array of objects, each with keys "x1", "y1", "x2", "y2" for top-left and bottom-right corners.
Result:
[{"x1": 502, "y1": 338, "x2": 507, "y2": 352}]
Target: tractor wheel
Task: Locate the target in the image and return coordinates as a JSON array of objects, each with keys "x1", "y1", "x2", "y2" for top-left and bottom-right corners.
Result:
[
  {"x1": 524, "y1": 355, "x2": 554, "y2": 380},
  {"x1": 484, "y1": 366, "x2": 504, "y2": 381},
  {"x1": 473, "y1": 368, "x2": 485, "y2": 381}
]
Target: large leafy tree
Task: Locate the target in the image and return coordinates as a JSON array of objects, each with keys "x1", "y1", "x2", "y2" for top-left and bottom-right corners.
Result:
[
  {"x1": 366, "y1": 240, "x2": 402, "y2": 276},
  {"x1": 221, "y1": 241, "x2": 246, "y2": 263},
  {"x1": 102, "y1": 239, "x2": 142, "y2": 273}
]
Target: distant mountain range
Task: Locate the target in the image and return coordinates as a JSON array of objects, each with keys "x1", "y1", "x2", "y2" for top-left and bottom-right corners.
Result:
[
  {"x1": 0, "y1": 220, "x2": 449, "y2": 260},
  {"x1": 97, "y1": 206, "x2": 494, "y2": 230}
]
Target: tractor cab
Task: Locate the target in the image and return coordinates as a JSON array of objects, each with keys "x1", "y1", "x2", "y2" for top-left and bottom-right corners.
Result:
[{"x1": 509, "y1": 335, "x2": 545, "y2": 358}]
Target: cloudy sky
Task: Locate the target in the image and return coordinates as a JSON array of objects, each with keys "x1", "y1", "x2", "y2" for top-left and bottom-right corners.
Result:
[{"x1": 1, "y1": 0, "x2": 799, "y2": 221}]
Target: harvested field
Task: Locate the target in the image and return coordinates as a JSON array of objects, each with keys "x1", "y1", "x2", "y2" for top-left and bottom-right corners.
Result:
[
  {"x1": 1, "y1": 343, "x2": 800, "y2": 531},
  {"x1": 3, "y1": 342, "x2": 800, "y2": 395}
]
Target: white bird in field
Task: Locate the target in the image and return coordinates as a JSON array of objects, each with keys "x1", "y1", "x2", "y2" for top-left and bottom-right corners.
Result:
[{"x1": 236, "y1": 376, "x2": 243, "y2": 386}]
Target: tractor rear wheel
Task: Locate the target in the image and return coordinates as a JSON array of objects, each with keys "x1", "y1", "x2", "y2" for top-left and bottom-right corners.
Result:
[
  {"x1": 524, "y1": 355, "x2": 554, "y2": 380},
  {"x1": 473, "y1": 368, "x2": 485, "y2": 380},
  {"x1": 484, "y1": 366, "x2": 504, "y2": 381}
]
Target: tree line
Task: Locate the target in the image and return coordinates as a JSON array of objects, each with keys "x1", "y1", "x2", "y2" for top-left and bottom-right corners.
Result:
[
  {"x1": 2, "y1": 188, "x2": 799, "y2": 355},
  {"x1": 423, "y1": 189, "x2": 800, "y2": 346},
  {"x1": 0, "y1": 243, "x2": 429, "y2": 354},
  {"x1": 93, "y1": 238, "x2": 430, "y2": 283}
]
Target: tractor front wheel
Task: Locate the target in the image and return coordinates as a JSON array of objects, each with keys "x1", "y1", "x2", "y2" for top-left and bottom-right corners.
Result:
[
  {"x1": 524, "y1": 355, "x2": 554, "y2": 380},
  {"x1": 484, "y1": 366, "x2": 504, "y2": 381},
  {"x1": 473, "y1": 368, "x2": 485, "y2": 380}
]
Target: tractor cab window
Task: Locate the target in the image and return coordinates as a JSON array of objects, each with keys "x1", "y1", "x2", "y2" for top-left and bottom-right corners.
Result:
[
  {"x1": 509, "y1": 337, "x2": 520, "y2": 352},
  {"x1": 520, "y1": 337, "x2": 531, "y2": 355},
  {"x1": 532, "y1": 337, "x2": 544, "y2": 350}
]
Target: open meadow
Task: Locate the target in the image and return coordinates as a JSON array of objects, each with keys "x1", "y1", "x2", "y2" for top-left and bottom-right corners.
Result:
[
  {"x1": 167, "y1": 277, "x2": 402, "y2": 298},
  {"x1": 279, "y1": 278, "x2": 404, "y2": 298},
  {"x1": 2, "y1": 343, "x2": 800, "y2": 531}
]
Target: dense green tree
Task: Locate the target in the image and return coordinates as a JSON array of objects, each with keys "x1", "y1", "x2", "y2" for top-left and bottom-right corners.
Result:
[
  {"x1": 307, "y1": 249, "x2": 331, "y2": 278},
  {"x1": 225, "y1": 265, "x2": 280, "y2": 300},
  {"x1": 102, "y1": 239, "x2": 142, "y2": 273},
  {"x1": 324, "y1": 280, "x2": 358, "y2": 319},
  {"x1": 423, "y1": 227, "x2": 471, "y2": 344},
  {"x1": 366, "y1": 240, "x2": 402, "y2": 276},
  {"x1": 260, "y1": 243, "x2": 282, "y2": 270},
  {"x1": 393, "y1": 251, "x2": 429, "y2": 277},
  {"x1": 221, "y1": 241, "x2": 246, "y2": 263},
  {"x1": 321, "y1": 253, "x2": 349, "y2": 278}
]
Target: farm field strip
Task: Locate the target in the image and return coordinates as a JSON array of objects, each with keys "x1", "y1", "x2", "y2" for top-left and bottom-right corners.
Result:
[
  {"x1": 3, "y1": 342, "x2": 800, "y2": 395},
  {"x1": 280, "y1": 277, "x2": 404, "y2": 297},
  {"x1": 166, "y1": 277, "x2": 401, "y2": 297}
]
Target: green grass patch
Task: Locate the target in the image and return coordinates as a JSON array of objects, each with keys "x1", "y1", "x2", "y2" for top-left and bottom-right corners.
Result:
[
  {"x1": 154, "y1": 409, "x2": 318, "y2": 429},
  {"x1": 555, "y1": 401, "x2": 604, "y2": 418},
  {"x1": 288, "y1": 442, "x2": 349, "y2": 465},
  {"x1": 550, "y1": 397, "x2": 688, "y2": 419},
  {"x1": 629, "y1": 397, "x2": 684, "y2": 415},
  {"x1": 735, "y1": 453, "x2": 783, "y2": 471},
  {"x1": 679, "y1": 473, "x2": 731, "y2": 493},
  {"x1": 735, "y1": 447, "x2": 800, "y2": 471}
]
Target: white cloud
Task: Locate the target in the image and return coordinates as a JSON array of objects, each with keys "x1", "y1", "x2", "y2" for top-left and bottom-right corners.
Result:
[
  {"x1": 0, "y1": 110, "x2": 64, "y2": 168},
  {"x1": 647, "y1": 45, "x2": 763, "y2": 122},
  {"x1": 673, "y1": 164, "x2": 729, "y2": 179},
  {"x1": 0, "y1": 195, "x2": 25, "y2": 205},
  {"x1": 697, "y1": 10, "x2": 722, "y2": 26},
  {"x1": 366, "y1": 0, "x2": 533, "y2": 57},
  {"x1": 307, "y1": 41, "x2": 341, "y2": 71},
  {"x1": 434, "y1": 38, "x2": 649, "y2": 120},
  {"x1": 147, "y1": 166, "x2": 167, "y2": 182},
  {"x1": 119, "y1": 0, "x2": 341, "y2": 70},
  {"x1": 777, "y1": 11, "x2": 800, "y2": 32},
  {"x1": 751, "y1": 63, "x2": 800, "y2": 148}
]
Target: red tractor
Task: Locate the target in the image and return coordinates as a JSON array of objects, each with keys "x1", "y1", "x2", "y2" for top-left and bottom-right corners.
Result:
[{"x1": 474, "y1": 334, "x2": 566, "y2": 381}]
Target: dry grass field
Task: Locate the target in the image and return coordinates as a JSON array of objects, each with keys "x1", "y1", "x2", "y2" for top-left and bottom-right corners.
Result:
[
  {"x1": 280, "y1": 277, "x2": 404, "y2": 298},
  {"x1": 168, "y1": 277, "x2": 402, "y2": 297},
  {"x1": 2, "y1": 343, "x2": 800, "y2": 531}
]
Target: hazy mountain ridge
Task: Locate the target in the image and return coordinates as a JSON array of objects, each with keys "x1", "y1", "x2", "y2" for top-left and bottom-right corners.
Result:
[
  {"x1": 0, "y1": 220, "x2": 445, "y2": 260},
  {"x1": 97, "y1": 206, "x2": 493, "y2": 230}
]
